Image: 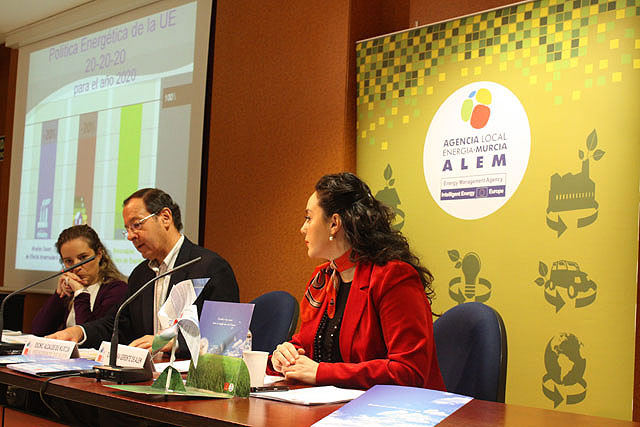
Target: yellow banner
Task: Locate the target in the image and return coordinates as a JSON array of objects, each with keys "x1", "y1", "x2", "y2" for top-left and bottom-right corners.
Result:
[{"x1": 356, "y1": 0, "x2": 639, "y2": 420}]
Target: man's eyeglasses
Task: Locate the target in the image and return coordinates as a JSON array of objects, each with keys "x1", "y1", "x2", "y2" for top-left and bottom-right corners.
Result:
[{"x1": 122, "y1": 212, "x2": 157, "y2": 236}]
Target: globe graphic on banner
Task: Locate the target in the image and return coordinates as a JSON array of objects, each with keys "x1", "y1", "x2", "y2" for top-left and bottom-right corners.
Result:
[{"x1": 544, "y1": 333, "x2": 586, "y2": 386}]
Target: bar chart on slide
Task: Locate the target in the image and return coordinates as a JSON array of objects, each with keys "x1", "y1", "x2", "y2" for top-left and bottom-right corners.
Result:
[
  {"x1": 17, "y1": 81, "x2": 162, "y2": 271},
  {"x1": 13, "y1": 1, "x2": 199, "y2": 274}
]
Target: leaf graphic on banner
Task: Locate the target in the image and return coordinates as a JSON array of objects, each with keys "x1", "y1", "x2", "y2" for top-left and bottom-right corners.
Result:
[
  {"x1": 384, "y1": 164, "x2": 393, "y2": 180},
  {"x1": 539, "y1": 261, "x2": 548, "y2": 276},
  {"x1": 593, "y1": 149, "x2": 605, "y2": 161},
  {"x1": 534, "y1": 277, "x2": 545, "y2": 286},
  {"x1": 455, "y1": 261, "x2": 462, "y2": 269},
  {"x1": 448, "y1": 250, "x2": 460, "y2": 261},
  {"x1": 586, "y1": 129, "x2": 597, "y2": 151},
  {"x1": 389, "y1": 178, "x2": 395, "y2": 185},
  {"x1": 578, "y1": 150, "x2": 584, "y2": 160}
]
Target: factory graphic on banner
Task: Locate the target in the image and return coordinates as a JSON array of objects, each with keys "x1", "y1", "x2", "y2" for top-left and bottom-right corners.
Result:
[{"x1": 546, "y1": 129, "x2": 605, "y2": 237}]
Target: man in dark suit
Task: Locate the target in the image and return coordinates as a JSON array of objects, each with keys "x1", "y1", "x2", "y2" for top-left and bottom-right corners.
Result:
[{"x1": 50, "y1": 188, "x2": 239, "y2": 350}]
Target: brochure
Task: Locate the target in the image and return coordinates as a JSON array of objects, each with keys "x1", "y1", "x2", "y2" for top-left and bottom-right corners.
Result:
[
  {"x1": 7, "y1": 357, "x2": 98, "y2": 377},
  {"x1": 311, "y1": 384, "x2": 473, "y2": 426},
  {"x1": 199, "y1": 301, "x2": 254, "y2": 357},
  {"x1": 0, "y1": 354, "x2": 59, "y2": 365}
]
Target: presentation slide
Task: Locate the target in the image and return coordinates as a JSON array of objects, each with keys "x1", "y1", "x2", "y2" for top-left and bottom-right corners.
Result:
[{"x1": 12, "y1": 1, "x2": 203, "y2": 277}]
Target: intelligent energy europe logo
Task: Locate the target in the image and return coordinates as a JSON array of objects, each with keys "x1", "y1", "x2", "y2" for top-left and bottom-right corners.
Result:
[
  {"x1": 423, "y1": 81, "x2": 531, "y2": 220},
  {"x1": 461, "y1": 88, "x2": 492, "y2": 129}
]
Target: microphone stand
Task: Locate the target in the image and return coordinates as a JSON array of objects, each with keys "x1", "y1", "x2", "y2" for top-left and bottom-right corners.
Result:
[
  {"x1": 0, "y1": 255, "x2": 97, "y2": 355},
  {"x1": 94, "y1": 256, "x2": 201, "y2": 384}
]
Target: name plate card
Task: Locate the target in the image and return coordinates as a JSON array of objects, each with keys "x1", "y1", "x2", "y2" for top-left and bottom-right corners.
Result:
[
  {"x1": 96, "y1": 341, "x2": 153, "y2": 370},
  {"x1": 22, "y1": 337, "x2": 79, "y2": 359}
]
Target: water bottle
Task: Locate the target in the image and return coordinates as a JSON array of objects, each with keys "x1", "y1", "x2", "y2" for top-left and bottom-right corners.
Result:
[{"x1": 244, "y1": 329, "x2": 252, "y2": 352}]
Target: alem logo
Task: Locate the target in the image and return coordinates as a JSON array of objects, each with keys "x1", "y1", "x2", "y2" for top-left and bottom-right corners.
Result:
[{"x1": 461, "y1": 88, "x2": 492, "y2": 129}]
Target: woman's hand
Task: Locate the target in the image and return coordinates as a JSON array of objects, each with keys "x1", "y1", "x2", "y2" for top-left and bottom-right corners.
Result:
[
  {"x1": 272, "y1": 342, "x2": 305, "y2": 373},
  {"x1": 57, "y1": 273, "x2": 87, "y2": 297},
  {"x1": 282, "y1": 355, "x2": 319, "y2": 384},
  {"x1": 55, "y1": 276, "x2": 69, "y2": 297}
]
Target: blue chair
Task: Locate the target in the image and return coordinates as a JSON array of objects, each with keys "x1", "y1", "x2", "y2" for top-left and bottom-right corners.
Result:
[
  {"x1": 433, "y1": 302, "x2": 507, "y2": 402},
  {"x1": 249, "y1": 291, "x2": 299, "y2": 353}
]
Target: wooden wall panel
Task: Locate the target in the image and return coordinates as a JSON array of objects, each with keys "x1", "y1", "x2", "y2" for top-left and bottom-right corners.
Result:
[
  {"x1": 204, "y1": 0, "x2": 413, "y2": 306},
  {"x1": 205, "y1": 0, "x2": 353, "y2": 305}
]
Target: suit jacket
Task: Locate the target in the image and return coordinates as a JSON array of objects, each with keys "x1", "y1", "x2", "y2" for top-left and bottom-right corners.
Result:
[
  {"x1": 81, "y1": 237, "x2": 239, "y2": 349},
  {"x1": 282, "y1": 260, "x2": 445, "y2": 390},
  {"x1": 31, "y1": 280, "x2": 127, "y2": 336}
]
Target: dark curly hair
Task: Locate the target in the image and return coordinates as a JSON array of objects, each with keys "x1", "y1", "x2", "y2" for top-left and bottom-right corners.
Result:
[
  {"x1": 123, "y1": 188, "x2": 182, "y2": 231},
  {"x1": 315, "y1": 172, "x2": 435, "y2": 303}
]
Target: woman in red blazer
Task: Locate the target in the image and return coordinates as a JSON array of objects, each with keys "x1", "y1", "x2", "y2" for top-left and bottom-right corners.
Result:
[
  {"x1": 31, "y1": 225, "x2": 127, "y2": 336},
  {"x1": 271, "y1": 172, "x2": 445, "y2": 390}
]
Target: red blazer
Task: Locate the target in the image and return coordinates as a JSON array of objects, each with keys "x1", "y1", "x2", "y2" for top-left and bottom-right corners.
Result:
[{"x1": 278, "y1": 260, "x2": 445, "y2": 390}]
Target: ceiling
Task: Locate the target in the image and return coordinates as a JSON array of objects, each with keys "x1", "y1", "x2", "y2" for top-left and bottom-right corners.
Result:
[{"x1": 0, "y1": 0, "x2": 91, "y2": 44}]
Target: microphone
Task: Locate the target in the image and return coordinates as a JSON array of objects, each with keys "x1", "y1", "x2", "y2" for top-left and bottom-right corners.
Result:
[
  {"x1": 0, "y1": 255, "x2": 97, "y2": 355},
  {"x1": 93, "y1": 256, "x2": 201, "y2": 384}
]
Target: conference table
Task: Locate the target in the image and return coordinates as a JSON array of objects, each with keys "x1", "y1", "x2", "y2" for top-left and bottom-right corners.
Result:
[{"x1": 0, "y1": 367, "x2": 637, "y2": 426}]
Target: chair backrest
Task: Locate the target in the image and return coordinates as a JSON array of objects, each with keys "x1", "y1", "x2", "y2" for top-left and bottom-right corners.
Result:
[
  {"x1": 433, "y1": 302, "x2": 507, "y2": 402},
  {"x1": 249, "y1": 291, "x2": 299, "y2": 353}
]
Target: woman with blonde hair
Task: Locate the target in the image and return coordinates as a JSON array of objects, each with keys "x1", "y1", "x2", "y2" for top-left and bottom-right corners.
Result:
[{"x1": 32, "y1": 225, "x2": 127, "y2": 336}]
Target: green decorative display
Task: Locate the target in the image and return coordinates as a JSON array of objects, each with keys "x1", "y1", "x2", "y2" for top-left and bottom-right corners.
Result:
[
  {"x1": 152, "y1": 365, "x2": 186, "y2": 392},
  {"x1": 106, "y1": 355, "x2": 250, "y2": 398},
  {"x1": 186, "y1": 353, "x2": 250, "y2": 397}
]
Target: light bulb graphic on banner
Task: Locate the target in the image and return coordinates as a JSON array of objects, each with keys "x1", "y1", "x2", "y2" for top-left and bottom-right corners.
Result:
[
  {"x1": 447, "y1": 249, "x2": 492, "y2": 304},
  {"x1": 461, "y1": 252, "x2": 481, "y2": 299}
]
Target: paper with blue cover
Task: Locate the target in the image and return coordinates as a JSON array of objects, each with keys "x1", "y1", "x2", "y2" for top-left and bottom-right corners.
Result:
[
  {"x1": 7, "y1": 357, "x2": 97, "y2": 376},
  {"x1": 199, "y1": 300, "x2": 254, "y2": 357},
  {"x1": 311, "y1": 385, "x2": 473, "y2": 426},
  {"x1": 0, "y1": 354, "x2": 58, "y2": 365}
]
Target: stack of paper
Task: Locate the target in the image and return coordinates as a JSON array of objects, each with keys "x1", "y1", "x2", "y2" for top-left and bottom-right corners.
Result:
[
  {"x1": 250, "y1": 386, "x2": 365, "y2": 405},
  {"x1": 7, "y1": 357, "x2": 98, "y2": 376}
]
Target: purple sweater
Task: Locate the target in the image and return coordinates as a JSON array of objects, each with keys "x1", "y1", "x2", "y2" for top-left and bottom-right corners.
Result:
[{"x1": 31, "y1": 280, "x2": 127, "y2": 336}]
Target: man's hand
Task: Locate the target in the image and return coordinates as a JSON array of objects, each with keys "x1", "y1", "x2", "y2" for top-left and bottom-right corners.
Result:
[
  {"x1": 129, "y1": 335, "x2": 174, "y2": 353},
  {"x1": 129, "y1": 335, "x2": 155, "y2": 350},
  {"x1": 47, "y1": 326, "x2": 83, "y2": 342}
]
